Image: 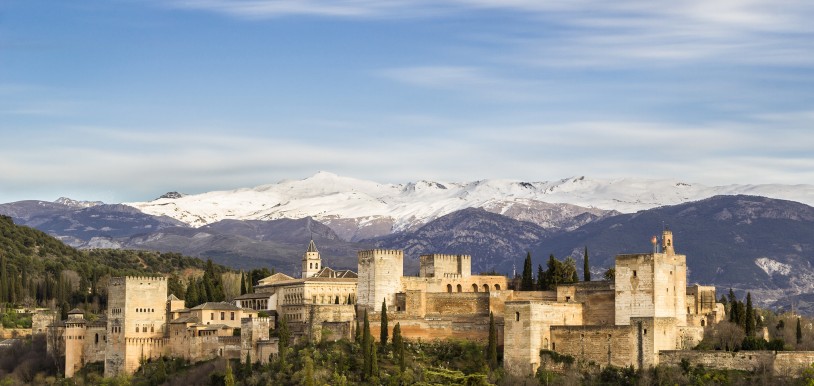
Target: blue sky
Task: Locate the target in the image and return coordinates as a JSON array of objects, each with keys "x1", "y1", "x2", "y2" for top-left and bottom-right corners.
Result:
[{"x1": 1, "y1": 0, "x2": 813, "y2": 203}]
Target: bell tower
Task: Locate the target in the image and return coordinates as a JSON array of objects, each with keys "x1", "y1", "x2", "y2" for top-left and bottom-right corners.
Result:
[
  {"x1": 662, "y1": 230, "x2": 674, "y2": 255},
  {"x1": 301, "y1": 239, "x2": 322, "y2": 278}
]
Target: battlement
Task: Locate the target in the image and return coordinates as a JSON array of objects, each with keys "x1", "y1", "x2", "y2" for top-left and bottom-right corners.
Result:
[
  {"x1": 241, "y1": 317, "x2": 271, "y2": 324},
  {"x1": 123, "y1": 276, "x2": 167, "y2": 282},
  {"x1": 358, "y1": 249, "x2": 403, "y2": 258},
  {"x1": 419, "y1": 253, "x2": 472, "y2": 278}
]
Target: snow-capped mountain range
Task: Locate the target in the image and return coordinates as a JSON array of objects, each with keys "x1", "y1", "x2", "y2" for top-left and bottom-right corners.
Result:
[{"x1": 126, "y1": 171, "x2": 814, "y2": 241}]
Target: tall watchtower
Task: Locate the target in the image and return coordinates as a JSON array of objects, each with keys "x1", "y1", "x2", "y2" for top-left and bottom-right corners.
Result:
[
  {"x1": 357, "y1": 249, "x2": 403, "y2": 310},
  {"x1": 105, "y1": 276, "x2": 168, "y2": 377},
  {"x1": 301, "y1": 239, "x2": 322, "y2": 278},
  {"x1": 614, "y1": 230, "x2": 687, "y2": 326}
]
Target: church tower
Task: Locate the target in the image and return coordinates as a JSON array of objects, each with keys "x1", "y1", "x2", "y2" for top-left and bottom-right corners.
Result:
[{"x1": 301, "y1": 239, "x2": 321, "y2": 278}]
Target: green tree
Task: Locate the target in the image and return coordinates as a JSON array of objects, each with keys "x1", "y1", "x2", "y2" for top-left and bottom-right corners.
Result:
[
  {"x1": 583, "y1": 246, "x2": 591, "y2": 281},
  {"x1": 380, "y1": 300, "x2": 388, "y2": 347},
  {"x1": 244, "y1": 351, "x2": 252, "y2": 376},
  {"x1": 167, "y1": 274, "x2": 184, "y2": 299},
  {"x1": 604, "y1": 268, "x2": 615, "y2": 281},
  {"x1": 303, "y1": 355, "x2": 316, "y2": 386},
  {"x1": 185, "y1": 278, "x2": 199, "y2": 308},
  {"x1": 362, "y1": 310, "x2": 372, "y2": 380},
  {"x1": 240, "y1": 272, "x2": 247, "y2": 295},
  {"x1": 521, "y1": 252, "x2": 534, "y2": 291},
  {"x1": 745, "y1": 292, "x2": 755, "y2": 336},
  {"x1": 798, "y1": 318, "x2": 803, "y2": 345},
  {"x1": 536, "y1": 264, "x2": 546, "y2": 291},
  {"x1": 369, "y1": 338, "x2": 379, "y2": 379},
  {"x1": 487, "y1": 312, "x2": 498, "y2": 370},
  {"x1": 224, "y1": 360, "x2": 235, "y2": 386},
  {"x1": 393, "y1": 322, "x2": 405, "y2": 373}
]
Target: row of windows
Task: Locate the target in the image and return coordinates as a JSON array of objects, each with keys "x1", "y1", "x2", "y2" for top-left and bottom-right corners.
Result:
[
  {"x1": 111, "y1": 308, "x2": 122, "y2": 315},
  {"x1": 111, "y1": 326, "x2": 122, "y2": 333},
  {"x1": 135, "y1": 324, "x2": 156, "y2": 333},
  {"x1": 445, "y1": 283, "x2": 501, "y2": 293},
  {"x1": 136, "y1": 308, "x2": 156, "y2": 313},
  {"x1": 309, "y1": 262, "x2": 320, "y2": 269},
  {"x1": 210, "y1": 312, "x2": 235, "y2": 321}
]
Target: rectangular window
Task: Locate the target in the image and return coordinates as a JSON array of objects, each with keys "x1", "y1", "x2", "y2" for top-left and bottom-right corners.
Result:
[
  {"x1": 211, "y1": 312, "x2": 214, "y2": 320},
  {"x1": 221, "y1": 312, "x2": 225, "y2": 320},
  {"x1": 231, "y1": 312, "x2": 235, "y2": 320}
]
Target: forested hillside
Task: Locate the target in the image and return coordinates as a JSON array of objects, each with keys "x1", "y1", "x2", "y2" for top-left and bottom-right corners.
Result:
[{"x1": 0, "y1": 215, "x2": 228, "y2": 318}]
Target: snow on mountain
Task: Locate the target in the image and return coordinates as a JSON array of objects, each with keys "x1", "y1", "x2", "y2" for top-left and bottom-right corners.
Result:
[
  {"x1": 54, "y1": 197, "x2": 104, "y2": 208},
  {"x1": 125, "y1": 172, "x2": 814, "y2": 239}
]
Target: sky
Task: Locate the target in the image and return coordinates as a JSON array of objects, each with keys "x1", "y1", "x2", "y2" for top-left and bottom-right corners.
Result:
[{"x1": 1, "y1": 0, "x2": 813, "y2": 203}]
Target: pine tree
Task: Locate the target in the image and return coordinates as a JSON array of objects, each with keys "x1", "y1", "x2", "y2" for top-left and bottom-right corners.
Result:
[
  {"x1": 303, "y1": 355, "x2": 315, "y2": 386},
  {"x1": 487, "y1": 312, "x2": 498, "y2": 370},
  {"x1": 536, "y1": 264, "x2": 545, "y2": 291},
  {"x1": 521, "y1": 252, "x2": 533, "y2": 291},
  {"x1": 745, "y1": 292, "x2": 755, "y2": 336},
  {"x1": 380, "y1": 300, "x2": 388, "y2": 347},
  {"x1": 797, "y1": 318, "x2": 803, "y2": 345},
  {"x1": 583, "y1": 246, "x2": 591, "y2": 281}
]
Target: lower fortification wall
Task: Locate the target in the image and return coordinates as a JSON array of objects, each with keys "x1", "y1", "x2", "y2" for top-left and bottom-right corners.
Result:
[
  {"x1": 550, "y1": 325, "x2": 635, "y2": 368},
  {"x1": 659, "y1": 350, "x2": 814, "y2": 376},
  {"x1": 424, "y1": 293, "x2": 489, "y2": 315}
]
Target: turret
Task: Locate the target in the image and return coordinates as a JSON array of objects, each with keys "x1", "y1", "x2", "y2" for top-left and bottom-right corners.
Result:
[{"x1": 662, "y1": 230, "x2": 674, "y2": 255}]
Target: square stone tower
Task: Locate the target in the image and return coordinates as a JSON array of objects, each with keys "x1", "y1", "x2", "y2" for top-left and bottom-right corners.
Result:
[
  {"x1": 419, "y1": 254, "x2": 471, "y2": 278},
  {"x1": 105, "y1": 276, "x2": 168, "y2": 377},
  {"x1": 357, "y1": 249, "x2": 403, "y2": 310},
  {"x1": 614, "y1": 230, "x2": 687, "y2": 326}
]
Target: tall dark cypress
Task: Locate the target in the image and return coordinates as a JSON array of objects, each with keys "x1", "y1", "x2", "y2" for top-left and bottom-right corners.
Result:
[
  {"x1": 393, "y1": 322, "x2": 405, "y2": 373},
  {"x1": 536, "y1": 264, "x2": 545, "y2": 291},
  {"x1": 745, "y1": 292, "x2": 755, "y2": 336},
  {"x1": 487, "y1": 311, "x2": 498, "y2": 369},
  {"x1": 240, "y1": 272, "x2": 247, "y2": 295},
  {"x1": 583, "y1": 246, "x2": 591, "y2": 282},
  {"x1": 521, "y1": 252, "x2": 534, "y2": 291},
  {"x1": 362, "y1": 310, "x2": 371, "y2": 380},
  {"x1": 380, "y1": 300, "x2": 388, "y2": 346},
  {"x1": 797, "y1": 318, "x2": 803, "y2": 345}
]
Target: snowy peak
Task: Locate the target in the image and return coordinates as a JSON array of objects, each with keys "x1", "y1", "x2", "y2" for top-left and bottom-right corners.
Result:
[
  {"x1": 54, "y1": 197, "x2": 104, "y2": 208},
  {"x1": 124, "y1": 173, "x2": 814, "y2": 240}
]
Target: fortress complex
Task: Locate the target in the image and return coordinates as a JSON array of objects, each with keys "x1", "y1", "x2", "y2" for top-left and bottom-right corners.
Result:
[
  {"x1": 49, "y1": 231, "x2": 736, "y2": 379},
  {"x1": 503, "y1": 230, "x2": 725, "y2": 376}
]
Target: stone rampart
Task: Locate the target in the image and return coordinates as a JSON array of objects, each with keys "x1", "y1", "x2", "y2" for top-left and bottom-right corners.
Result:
[
  {"x1": 659, "y1": 350, "x2": 814, "y2": 377},
  {"x1": 424, "y1": 292, "x2": 489, "y2": 316},
  {"x1": 551, "y1": 325, "x2": 635, "y2": 369}
]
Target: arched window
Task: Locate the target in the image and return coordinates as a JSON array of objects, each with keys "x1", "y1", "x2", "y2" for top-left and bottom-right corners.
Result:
[
  {"x1": 495, "y1": 284, "x2": 501, "y2": 290},
  {"x1": 447, "y1": 284, "x2": 452, "y2": 293},
  {"x1": 701, "y1": 319, "x2": 706, "y2": 327},
  {"x1": 515, "y1": 312, "x2": 520, "y2": 321},
  {"x1": 483, "y1": 284, "x2": 489, "y2": 292},
  {"x1": 457, "y1": 284, "x2": 462, "y2": 292},
  {"x1": 472, "y1": 284, "x2": 479, "y2": 292}
]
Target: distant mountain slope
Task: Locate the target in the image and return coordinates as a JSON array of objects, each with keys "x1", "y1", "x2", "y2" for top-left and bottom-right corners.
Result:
[
  {"x1": 76, "y1": 218, "x2": 370, "y2": 274},
  {"x1": 369, "y1": 207, "x2": 549, "y2": 274},
  {"x1": 525, "y1": 195, "x2": 814, "y2": 310},
  {"x1": 125, "y1": 172, "x2": 814, "y2": 240}
]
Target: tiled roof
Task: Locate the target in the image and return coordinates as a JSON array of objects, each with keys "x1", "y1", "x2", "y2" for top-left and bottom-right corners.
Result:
[
  {"x1": 306, "y1": 239, "x2": 319, "y2": 253},
  {"x1": 189, "y1": 301, "x2": 240, "y2": 311}
]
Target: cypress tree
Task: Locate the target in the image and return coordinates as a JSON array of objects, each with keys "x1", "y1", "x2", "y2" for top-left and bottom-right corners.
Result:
[
  {"x1": 369, "y1": 338, "x2": 379, "y2": 379},
  {"x1": 362, "y1": 310, "x2": 371, "y2": 380},
  {"x1": 240, "y1": 272, "x2": 247, "y2": 295},
  {"x1": 380, "y1": 300, "x2": 388, "y2": 347},
  {"x1": 487, "y1": 312, "x2": 498, "y2": 369},
  {"x1": 745, "y1": 292, "x2": 755, "y2": 336},
  {"x1": 583, "y1": 246, "x2": 591, "y2": 281},
  {"x1": 797, "y1": 318, "x2": 803, "y2": 345},
  {"x1": 224, "y1": 360, "x2": 235, "y2": 386},
  {"x1": 536, "y1": 264, "x2": 545, "y2": 291},
  {"x1": 393, "y1": 322, "x2": 405, "y2": 373},
  {"x1": 521, "y1": 252, "x2": 533, "y2": 291},
  {"x1": 185, "y1": 278, "x2": 199, "y2": 308},
  {"x1": 244, "y1": 351, "x2": 252, "y2": 376}
]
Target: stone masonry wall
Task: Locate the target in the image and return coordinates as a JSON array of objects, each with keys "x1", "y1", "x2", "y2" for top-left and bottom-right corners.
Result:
[
  {"x1": 550, "y1": 325, "x2": 635, "y2": 369},
  {"x1": 357, "y1": 250, "x2": 403, "y2": 310}
]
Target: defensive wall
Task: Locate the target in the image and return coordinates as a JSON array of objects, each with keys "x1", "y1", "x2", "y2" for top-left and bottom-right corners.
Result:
[{"x1": 659, "y1": 350, "x2": 814, "y2": 377}]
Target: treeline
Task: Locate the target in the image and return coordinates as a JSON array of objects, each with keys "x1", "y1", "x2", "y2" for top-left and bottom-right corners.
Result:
[
  {"x1": 0, "y1": 215, "x2": 228, "y2": 317},
  {"x1": 519, "y1": 252, "x2": 580, "y2": 291}
]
